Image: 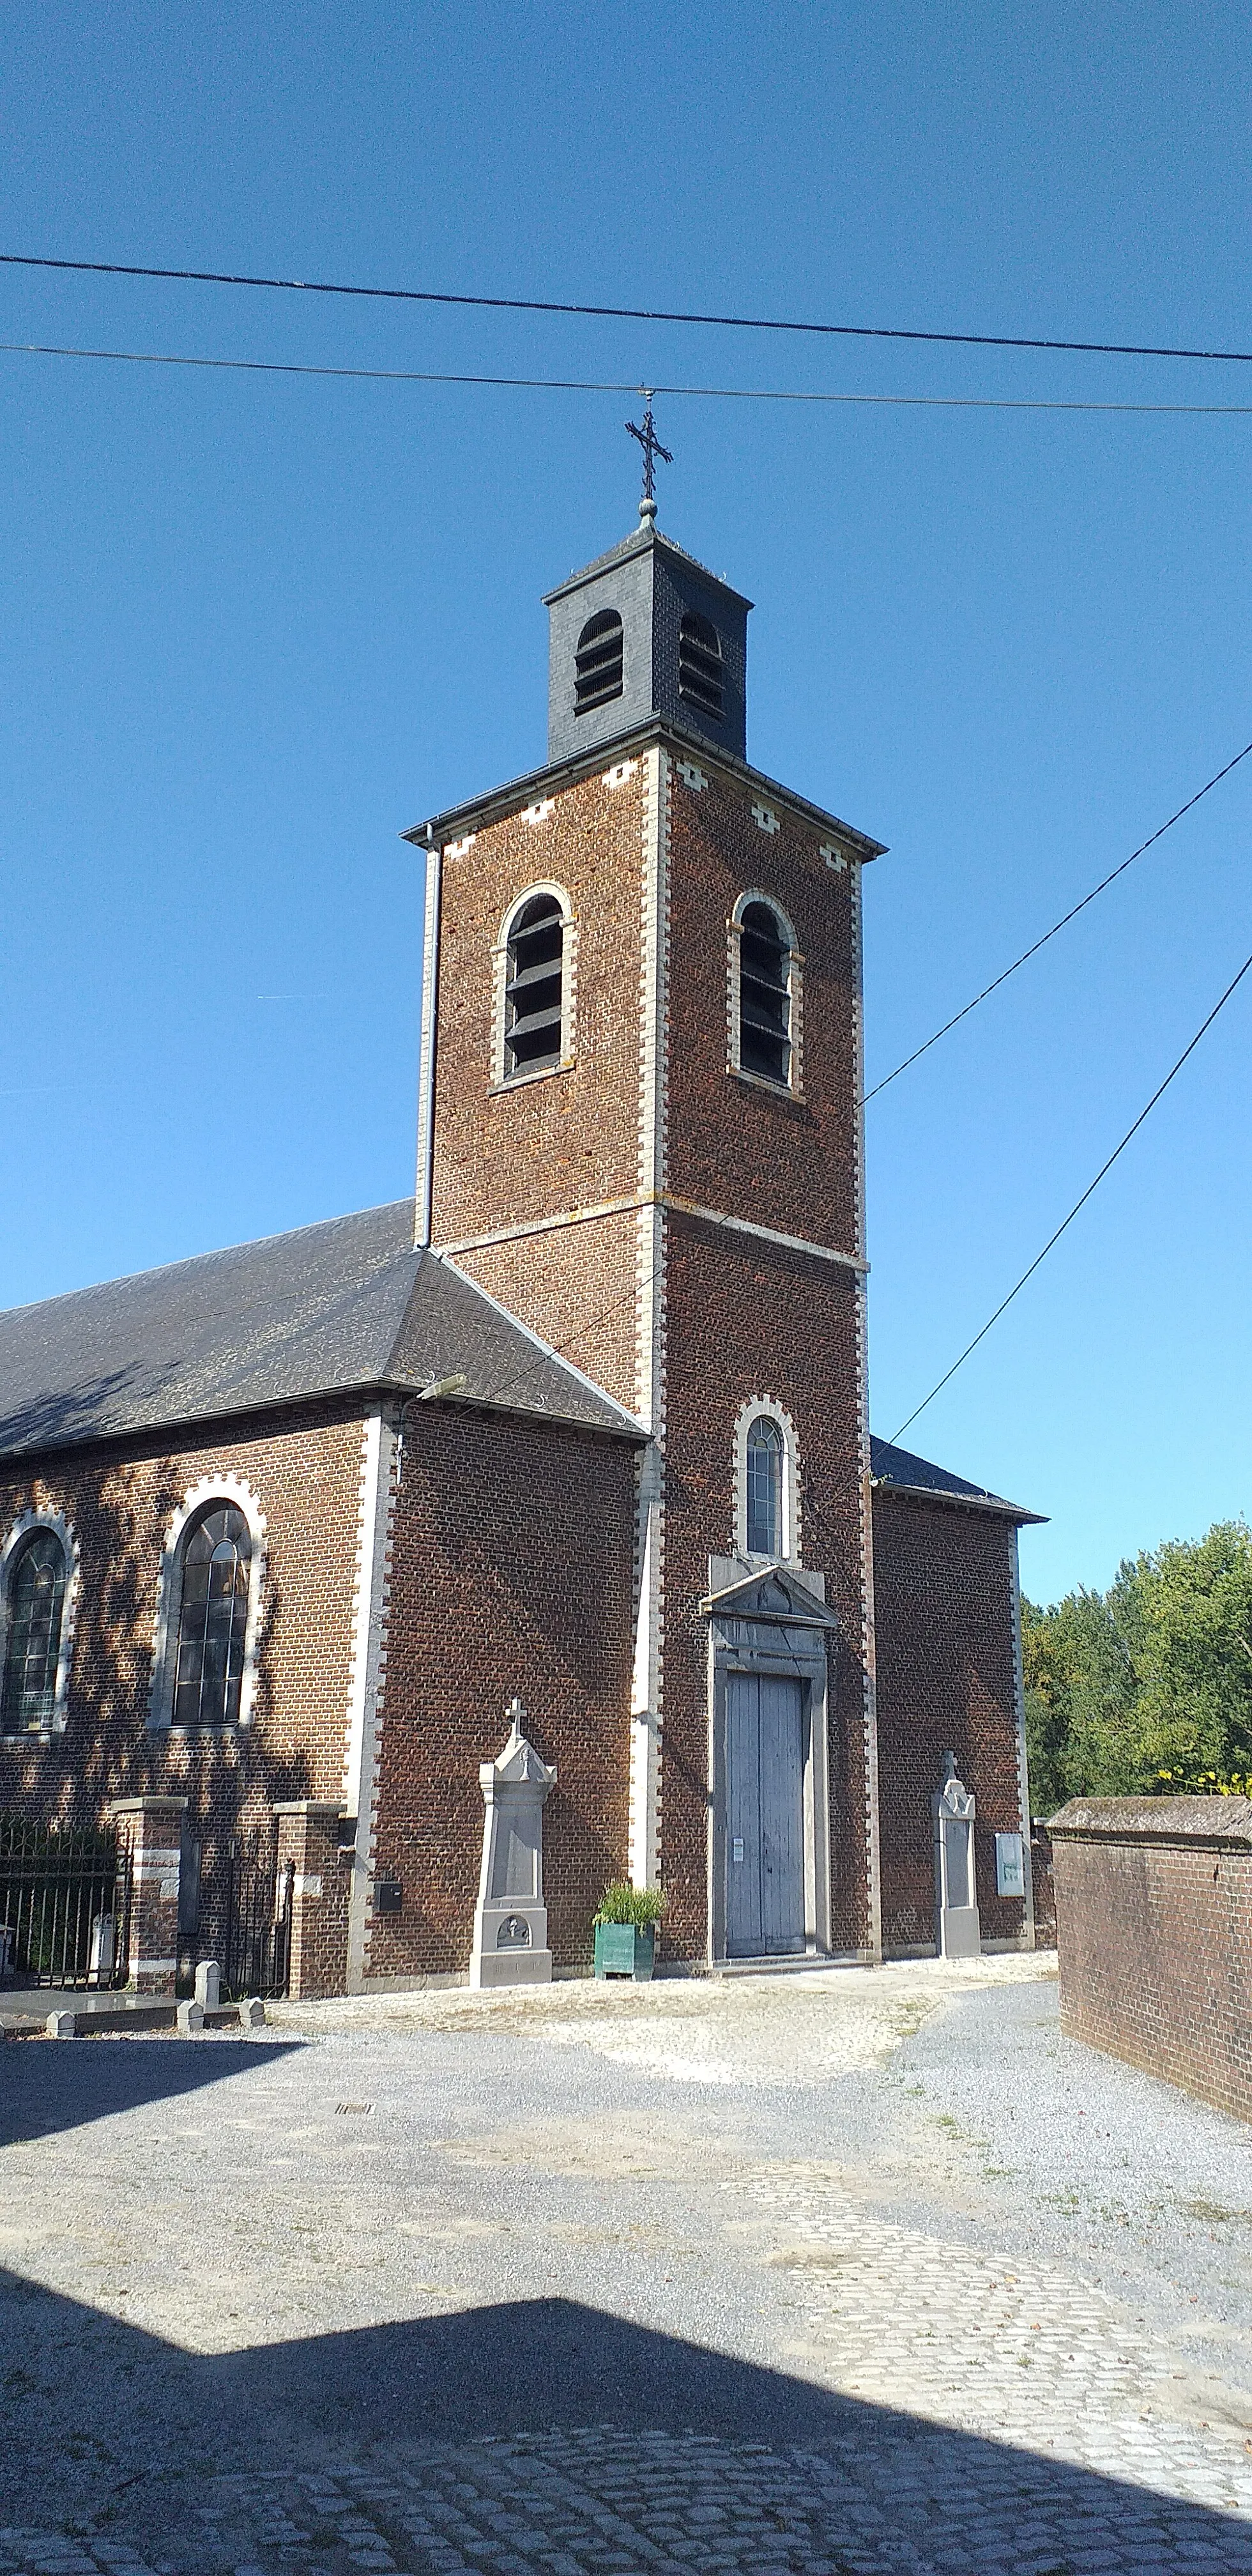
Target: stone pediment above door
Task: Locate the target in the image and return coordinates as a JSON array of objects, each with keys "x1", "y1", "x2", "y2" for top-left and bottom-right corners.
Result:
[{"x1": 702, "y1": 1556, "x2": 839, "y2": 1629}]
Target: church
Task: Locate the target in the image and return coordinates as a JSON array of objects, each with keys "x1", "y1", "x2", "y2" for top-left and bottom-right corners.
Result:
[{"x1": 0, "y1": 484, "x2": 1041, "y2": 1997}]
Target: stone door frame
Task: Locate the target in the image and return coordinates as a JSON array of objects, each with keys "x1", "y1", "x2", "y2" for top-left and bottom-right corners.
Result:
[{"x1": 703, "y1": 1560, "x2": 838, "y2": 1966}]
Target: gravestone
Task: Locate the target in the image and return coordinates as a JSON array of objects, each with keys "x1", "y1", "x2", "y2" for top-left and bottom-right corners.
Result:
[
  {"x1": 194, "y1": 1958, "x2": 221, "y2": 2009},
  {"x1": 933, "y1": 1752, "x2": 981, "y2": 1959},
  {"x1": 470, "y1": 1699, "x2": 556, "y2": 1989}
]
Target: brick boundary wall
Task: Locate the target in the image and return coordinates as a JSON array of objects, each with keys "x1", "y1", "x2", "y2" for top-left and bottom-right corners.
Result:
[{"x1": 1051, "y1": 1796, "x2": 1252, "y2": 2120}]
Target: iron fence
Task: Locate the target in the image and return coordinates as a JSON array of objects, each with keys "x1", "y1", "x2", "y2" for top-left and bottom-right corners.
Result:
[
  {"x1": 219, "y1": 1849, "x2": 293, "y2": 2000},
  {"x1": 0, "y1": 1815, "x2": 132, "y2": 1990}
]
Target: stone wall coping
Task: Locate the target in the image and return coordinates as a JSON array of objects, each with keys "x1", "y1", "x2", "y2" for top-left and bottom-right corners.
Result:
[
  {"x1": 107, "y1": 1795, "x2": 190, "y2": 1818},
  {"x1": 1049, "y1": 1793, "x2": 1252, "y2": 1851},
  {"x1": 273, "y1": 1799, "x2": 347, "y2": 1818}
]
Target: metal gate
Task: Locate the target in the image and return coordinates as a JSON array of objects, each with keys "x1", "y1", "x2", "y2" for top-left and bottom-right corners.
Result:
[
  {"x1": 726, "y1": 1673, "x2": 805, "y2": 1958},
  {"x1": 219, "y1": 1846, "x2": 294, "y2": 2000},
  {"x1": 0, "y1": 1816, "x2": 132, "y2": 1990}
]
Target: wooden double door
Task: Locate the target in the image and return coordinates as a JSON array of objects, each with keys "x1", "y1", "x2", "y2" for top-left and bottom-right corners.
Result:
[{"x1": 725, "y1": 1669, "x2": 805, "y2": 1957}]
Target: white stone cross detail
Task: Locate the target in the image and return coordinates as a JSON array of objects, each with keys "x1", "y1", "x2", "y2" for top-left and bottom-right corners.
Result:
[{"x1": 505, "y1": 1696, "x2": 528, "y2": 1737}]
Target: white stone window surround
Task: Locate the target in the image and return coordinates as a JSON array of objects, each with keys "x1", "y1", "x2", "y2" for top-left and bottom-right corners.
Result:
[
  {"x1": 732, "y1": 1397, "x2": 801, "y2": 1564},
  {"x1": 0, "y1": 1508, "x2": 79, "y2": 1741},
  {"x1": 491, "y1": 881, "x2": 578, "y2": 1092},
  {"x1": 149, "y1": 1474, "x2": 268, "y2": 1735},
  {"x1": 726, "y1": 888, "x2": 804, "y2": 1100}
]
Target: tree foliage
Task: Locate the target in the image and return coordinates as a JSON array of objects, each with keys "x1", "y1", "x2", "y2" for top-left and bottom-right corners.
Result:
[{"x1": 1022, "y1": 1520, "x2": 1252, "y2": 1813}]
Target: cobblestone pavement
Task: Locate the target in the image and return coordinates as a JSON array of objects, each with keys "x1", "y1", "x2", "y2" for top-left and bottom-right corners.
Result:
[{"x1": 3, "y1": 1958, "x2": 1251, "y2": 2575}]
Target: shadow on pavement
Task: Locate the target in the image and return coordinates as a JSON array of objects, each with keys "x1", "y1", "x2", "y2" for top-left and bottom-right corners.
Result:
[
  {"x1": 0, "y1": 2033, "x2": 303, "y2": 2147},
  {"x1": 1, "y1": 2268, "x2": 1248, "y2": 2570}
]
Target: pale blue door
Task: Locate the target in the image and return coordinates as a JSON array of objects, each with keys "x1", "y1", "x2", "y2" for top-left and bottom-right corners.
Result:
[{"x1": 726, "y1": 1672, "x2": 805, "y2": 1957}]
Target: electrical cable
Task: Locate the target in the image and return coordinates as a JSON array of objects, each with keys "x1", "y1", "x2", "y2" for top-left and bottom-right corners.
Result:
[
  {"x1": 7, "y1": 338, "x2": 1252, "y2": 417},
  {"x1": 862, "y1": 738, "x2": 1252, "y2": 1103},
  {"x1": 5, "y1": 250, "x2": 1252, "y2": 367},
  {"x1": 889, "y1": 943, "x2": 1252, "y2": 1443}
]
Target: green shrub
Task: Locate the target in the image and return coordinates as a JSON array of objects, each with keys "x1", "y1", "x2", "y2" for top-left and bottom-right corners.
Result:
[{"x1": 593, "y1": 1880, "x2": 666, "y2": 1930}]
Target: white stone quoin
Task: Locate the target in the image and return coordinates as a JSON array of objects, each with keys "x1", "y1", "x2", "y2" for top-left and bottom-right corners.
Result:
[
  {"x1": 934, "y1": 1752, "x2": 981, "y2": 1959},
  {"x1": 469, "y1": 1700, "x2": 556, "y2": 1988}
]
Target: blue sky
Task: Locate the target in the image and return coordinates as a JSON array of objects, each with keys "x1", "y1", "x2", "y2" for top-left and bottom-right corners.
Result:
[{"x1": 1, "y1": 0, "x2": 1249, "y2": 1601}]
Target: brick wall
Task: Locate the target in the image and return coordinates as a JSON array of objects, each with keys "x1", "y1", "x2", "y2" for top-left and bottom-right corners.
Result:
[
  {"x1": 429, "y1": 765, "x2": 646, "y2": 1252},
  {"x1": 666, "y1": 762, "x2": 859, "y2": 1255},
  {"x1": 1051, "y1": 1797, "x2": 1252, "y2": 2119},
  {"x1": 0, "y1": 1399, "x2": 367, "y2": 1980},
  {"x1": 662, "y1": 1215, "x2": 872, "y2": 1958},
  {"x1": 365, "y1": 1402, "x2": 637, "y2": 1979},
  {"x1": 425, "y1": 733, "x2": 876, "y2": 1965},
  {"x1": 871, "y1": 1489, "x2": 1029, "y2": 1953}
]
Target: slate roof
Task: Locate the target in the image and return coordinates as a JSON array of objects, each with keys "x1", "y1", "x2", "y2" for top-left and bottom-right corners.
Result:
[
  {"x1": 0, "y1": 1201, "x2": 643, "y2": 1460},
  {"x1": 0, "y1": 1208, "x2": 1038, "y2": 1519},
  {"x1": 869, "y1": 1436, "x2": 1042, "y2": 1525},
  {"x1": 540, "y1": 519, "x2": 754, "y2": 611}
]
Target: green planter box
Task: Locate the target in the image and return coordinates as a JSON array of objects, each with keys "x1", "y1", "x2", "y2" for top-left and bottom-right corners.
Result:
[{"x1": 593, "y1": 1922, "x2": 655, "y2": 1981}]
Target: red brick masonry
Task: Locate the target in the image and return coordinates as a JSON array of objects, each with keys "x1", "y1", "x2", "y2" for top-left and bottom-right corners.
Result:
[{"x1": 1051, "y1": 1795, "x2": 1252, "y2": 2121}]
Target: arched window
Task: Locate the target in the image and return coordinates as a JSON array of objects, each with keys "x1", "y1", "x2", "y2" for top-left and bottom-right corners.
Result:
[
  {"x1": 1, "y1": 1529, "x2": 68, "y2": 1732},
  {"x1": 678, "y1": 612, "x2": 724, "y2": 721},
  {"x1": 172, "y1": 1503, "x2": 252, "y2": 1729},
  {"x1": 575, "y1": 610, "x2": 623, "y2": 714},
  {"x1": 738, "y1": 900, "x2": 792, "y2": 1085},
  {"x1": 745, "y1": 1417, "x2": 785, "y2": 1558},
  {"x1": 504, "y1": 893, "x2": 565, "y2": 1078}
]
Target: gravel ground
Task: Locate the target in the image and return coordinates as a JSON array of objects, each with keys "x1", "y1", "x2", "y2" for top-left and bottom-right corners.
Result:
[{"x1": 1, "y1": 1951, "x2": 1249, "y2": 2575}]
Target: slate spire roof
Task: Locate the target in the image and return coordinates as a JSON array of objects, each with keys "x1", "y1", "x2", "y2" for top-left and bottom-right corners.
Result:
[{"x1": 0, "y1": 1201, "x2": 643, "y2": 1460}]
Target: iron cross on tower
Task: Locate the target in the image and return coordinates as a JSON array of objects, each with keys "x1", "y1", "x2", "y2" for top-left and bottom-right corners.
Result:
[{"x1": 626, "y1": 392, "x2": 673, "y2": 521}]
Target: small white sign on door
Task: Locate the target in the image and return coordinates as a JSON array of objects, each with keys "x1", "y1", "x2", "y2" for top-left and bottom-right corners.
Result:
[{"x1": 995, "y1": 1832, "x2": 1025, "y2": 1897}]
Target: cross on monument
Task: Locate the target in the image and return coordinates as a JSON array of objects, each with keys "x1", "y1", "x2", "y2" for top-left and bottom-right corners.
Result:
[
  {"x1": 505, "y1": 1696, "x2": 528, "y2": 1738},
  {"x1": 625, "y1": 392, "x2": 673, "y2": 518}
]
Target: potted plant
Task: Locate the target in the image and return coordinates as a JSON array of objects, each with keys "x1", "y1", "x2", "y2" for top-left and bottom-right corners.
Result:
[{"x1": 592, "y1": 1881, "x2": 665, "y2": 1981}]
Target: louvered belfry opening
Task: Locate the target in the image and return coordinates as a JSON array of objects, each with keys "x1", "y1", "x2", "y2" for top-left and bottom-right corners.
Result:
[
  {"x1": 505, "y1": 894, "x2": 565, "y2": 1076},
  {"x1": 678, "y1": 611, "x2": 724, "y2": 721},
  {"x1": 739, "y1": 901, "x2": 791, "y2": 1085},
  {"x1": 574, "y1": 609, "x2": 624, "y2": 715}
]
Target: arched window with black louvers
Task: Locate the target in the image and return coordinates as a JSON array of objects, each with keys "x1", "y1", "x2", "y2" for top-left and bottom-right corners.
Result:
[
  {"x1": 1, "y1": 1528, "x2": 68, "y2": 1732},
  {"x1": 738, "y1": 899, "x2": 793, "y2": 1086},
  {"x1": 574, "y1": 610, "x2": 623, "y2": 715},
  {"x1": 678, "y1": 611, "x2": 724, "y2": 721},
  {"x1": 172, "y1": 1502, "x2": 252, "y2": 1729},
  {"x1": 504, "y1": 892, "x2": 566, "y2": 1078}
]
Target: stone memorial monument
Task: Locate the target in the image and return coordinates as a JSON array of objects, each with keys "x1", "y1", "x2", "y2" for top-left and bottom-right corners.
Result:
[
  {"x1": 469, "y1": 1699, "x2": 556, "y2": 1988},
  {"x1": 933, "y1": 1751, "x2": 981, "y2": 1959}
]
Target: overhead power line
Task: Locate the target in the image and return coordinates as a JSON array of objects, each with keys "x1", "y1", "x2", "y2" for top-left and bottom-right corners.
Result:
[
  {"x1": 8, "y1": 339, "x2": 1252, "y2": 418},
  {"x1": 4, "y1": 249, "x2": 1252, "y2": 367},
  {"x1": 863, "y1": 737, "x2": 1252, "y2": 1103},
  {"x1": 889, "y1": 944, "x2": 1252, "y2": 1443}
]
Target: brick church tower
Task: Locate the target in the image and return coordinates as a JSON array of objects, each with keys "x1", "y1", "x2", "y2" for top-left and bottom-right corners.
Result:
[{"x1": 406, "y1": 496, "x2": 889, "y2": 1965}]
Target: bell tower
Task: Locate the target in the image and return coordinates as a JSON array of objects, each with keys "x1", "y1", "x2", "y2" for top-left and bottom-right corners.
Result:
[
  {"x1": 406, "y1": 498, "x2": 889, "y2": 1967},
  {"x1": 544, "y1": 518, "x2": 751, "y2": 766}
]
